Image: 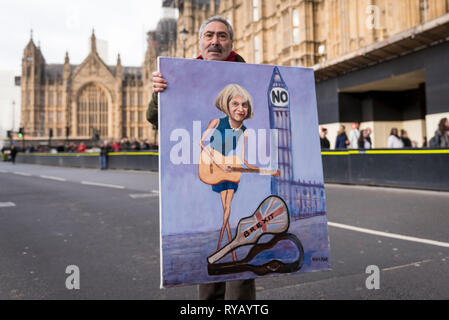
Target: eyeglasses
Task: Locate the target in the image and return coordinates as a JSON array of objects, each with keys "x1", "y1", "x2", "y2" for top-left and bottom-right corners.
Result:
[{"x1": 202, "y1": 31, "x2": 230, "y2": 41}]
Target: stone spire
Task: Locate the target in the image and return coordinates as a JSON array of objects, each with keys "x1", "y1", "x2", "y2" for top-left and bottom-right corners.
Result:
[
  {"x1": 116, "y1": 53, "x2": 122, "y2": 79},
  {"x1": 117, "y1": 53, "x2": 122, "y2": 66},
  {"x1": 64, "y1": 51, "x2": 71, "y2": 80},
  {"x1": 90, "y1": 29, "x2": 97, "y2": 53}
]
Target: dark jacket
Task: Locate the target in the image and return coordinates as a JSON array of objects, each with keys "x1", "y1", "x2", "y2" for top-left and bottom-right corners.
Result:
[
  {"x1": 335, "y1": 133, "x2": 349, "y2": 149},
  {"x1": 100, "y1": 145, "x2": 110, "y2": 156},
  {"x1": 401, "y1": 137, "x2": 412, "y2": 148},
  {"x1": 320, "y1": 137, "x2": 330, "y2": 149},
  {"x1": 146, "y1": 52, "x2": 246, "y2": 129},
  {"x1": 10, "y1": 146, "x2": 18, "y2": 158}
]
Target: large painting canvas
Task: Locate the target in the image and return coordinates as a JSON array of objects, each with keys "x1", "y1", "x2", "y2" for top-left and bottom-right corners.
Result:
[{"x1": 159, "y1": 57, "x2": 331, "y2": 287}]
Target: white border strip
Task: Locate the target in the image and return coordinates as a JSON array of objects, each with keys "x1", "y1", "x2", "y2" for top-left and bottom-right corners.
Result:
[
  {"x1": 0, "y1": 202, "x2": 16, "y2": 208},
  {"x1": 325, "y1": 183, "x2": 449, "y2": 196},
  {"x1": 40, "y1": 175, "x2": 67, "y2": 182},
  {"x1": 13, "y1": 171, "x2": 32, "y2": 176},
  {"x1": 129, "y1": 193, "x2": 158, "y2": 199},
  {"x1": 328, "y1": 221, "x2": 449, "y2": 248},
  {"x1": 81, "y1": 181, "x2": 125, "y2": 189}
]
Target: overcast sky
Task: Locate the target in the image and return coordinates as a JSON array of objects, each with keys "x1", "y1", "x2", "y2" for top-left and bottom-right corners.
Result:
[
  {"x1": 0, "y1": 0, "x2": 164, "y2": 74},
  {"x1": 0, "y1": 0, "x2": 165, "y2": 138}
]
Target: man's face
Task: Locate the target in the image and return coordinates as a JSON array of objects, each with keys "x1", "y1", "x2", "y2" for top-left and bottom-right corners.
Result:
[{"x1": 199, "y1": 21, "x2": 233, "y2": 61}]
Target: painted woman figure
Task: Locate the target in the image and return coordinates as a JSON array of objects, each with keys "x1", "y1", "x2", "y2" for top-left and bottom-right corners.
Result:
[{"x1": 200, "y1": 84, "x2": 258, "y2": 261}]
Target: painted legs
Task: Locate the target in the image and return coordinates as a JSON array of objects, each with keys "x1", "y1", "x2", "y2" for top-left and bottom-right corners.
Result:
[{"x1": 217, "y1": 189, "x2": 237, "y2": 261}]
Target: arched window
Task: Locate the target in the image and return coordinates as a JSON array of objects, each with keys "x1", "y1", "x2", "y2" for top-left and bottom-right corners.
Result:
[{"x1": 77, "y1": 84, "x2": 108, "y2": 137}]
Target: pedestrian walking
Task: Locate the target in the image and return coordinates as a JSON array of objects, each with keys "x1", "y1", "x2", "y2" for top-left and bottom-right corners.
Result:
[
  {"x1": 120, "y1": 137, "x2": 131, "y2": 151},
  {"x1": 320, "y1": 128, "x2": 330, "y2": 149},
  {"x1": 387, "y1": 128, "x2": 404, "y2": 148},
  {"x1": 77, "y1": 142, "x2": 86, "y2": 153},
  {"x1": 400, "y1": 129, "x2": 412, "y2": 148},
  {"x1": 429, "y1": 118, "x2": 449, "y2": 147},
  {"x1": 348, "y1": 122, "x2": 360, "y2": 149},
  {"x1": 335, "y1": 125, "x2": 349, "y2": 149},
  {"x1": 112, "y1": 140, "x2": 121, "y2": 152},
  {"x1": 10, "y1": 145, "x2": 18, "y2": 164},
  {"x1": 99, "y1": 140, "x2": 110, "y2": 170},
  {"x1": 357, "y1": 129, "x2": 372, "y2": 149},
  {"x1": 131, "y1": 138, "x2": 141, "y2": 151}
]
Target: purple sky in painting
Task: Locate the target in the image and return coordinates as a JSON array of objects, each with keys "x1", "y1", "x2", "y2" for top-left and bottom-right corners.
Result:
[{"x1": 159, "y1": 58, "x2": 323, "y2": 235}]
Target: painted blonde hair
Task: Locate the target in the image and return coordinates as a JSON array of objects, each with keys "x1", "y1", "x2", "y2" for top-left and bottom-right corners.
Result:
[{"x1": 214, "y1": 84, "x2": 254, "y2": 120}]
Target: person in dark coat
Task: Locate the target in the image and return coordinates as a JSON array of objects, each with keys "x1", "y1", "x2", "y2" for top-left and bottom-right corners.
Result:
[
  {"x1": 146, "y1": 15, "x2": 254, "y2": 301},
  {"x1": 99, "y1": 140, "x2": 110, "y2": 170},
  {"x1": 400, "y1": 129, "x2": 412, "y2": 147},
  {"x1": 320, "y1": 127, "x2": 330, "y2": 149},
  {"x1": 10, "y1": 145, "x2": 18, "y2": 164},
  {"x1": 120, "y1": 137, "x2": 131, "y2": 151},
  {"x1": 335, "y1": 125, "x2": 349, "y2": 149}
]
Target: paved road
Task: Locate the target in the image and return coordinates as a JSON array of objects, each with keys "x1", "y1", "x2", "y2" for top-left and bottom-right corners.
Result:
[{"x1": 0, "y1": 162, "x2": 448, "y2": 299}]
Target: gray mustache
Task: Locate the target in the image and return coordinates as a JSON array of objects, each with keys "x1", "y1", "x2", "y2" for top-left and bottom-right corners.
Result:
[{"x1": 207, "y1": 45, "x2": 222, "y2": 53}]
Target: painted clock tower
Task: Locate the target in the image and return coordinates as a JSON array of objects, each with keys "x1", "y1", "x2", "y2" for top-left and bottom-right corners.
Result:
[{"x1": 267, "y1": 67, "x2": 294, "y2": 213}]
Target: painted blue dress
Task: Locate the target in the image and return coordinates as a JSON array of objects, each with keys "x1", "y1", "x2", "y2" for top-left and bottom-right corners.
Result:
[{"x1": 209, "y1": 116, "x2": 247, "y2": 193}]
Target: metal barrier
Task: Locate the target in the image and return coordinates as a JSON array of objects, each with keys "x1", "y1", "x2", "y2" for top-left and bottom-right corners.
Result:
[
  {"x1": 322, "y1": 149, "x2": 449, "y2": 191},
  {"x1": 15, "y1": 149, "x2": 449, "y2": 191},
  {"x1": 16, "y1": 152, "x2": 159, "y2": 171}
]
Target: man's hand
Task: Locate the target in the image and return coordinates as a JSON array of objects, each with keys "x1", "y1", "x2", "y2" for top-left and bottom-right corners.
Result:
[{"x1": 152, "y1": 71, "x2": 167, "y2": 93}]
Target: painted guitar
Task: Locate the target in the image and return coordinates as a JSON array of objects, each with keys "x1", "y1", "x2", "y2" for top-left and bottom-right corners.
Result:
[
  {"x1": 198, "y1": 148, "x2": 280, "y2": 185},
  {"x1": 207, "y1": 195, "x2": 289, "y2": 264}
]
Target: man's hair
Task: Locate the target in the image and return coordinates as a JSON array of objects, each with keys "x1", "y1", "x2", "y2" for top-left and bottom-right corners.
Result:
[
  {"x1": 215, "y1": 84, "x2": 253, "y2": 120},
  {"x1": 198, "y1": 15, "x2": 234, "y2": 41}
]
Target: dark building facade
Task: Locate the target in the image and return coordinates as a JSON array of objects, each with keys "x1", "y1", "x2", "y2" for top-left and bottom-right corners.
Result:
[{"x1": 314, "y1": 14, "x2": 449, "y2": 148}]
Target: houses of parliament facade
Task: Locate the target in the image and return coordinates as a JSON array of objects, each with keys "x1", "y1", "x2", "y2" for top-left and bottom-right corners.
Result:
[
  {"x1": 19, "y1": 0, "x2": 449, "y2": 147},
  {"x1": 19, "y1": 31, "x2": 155, "y2": 145},
  {"x1": 167, "y1": 0, "x2": 449, "y2": 66}
]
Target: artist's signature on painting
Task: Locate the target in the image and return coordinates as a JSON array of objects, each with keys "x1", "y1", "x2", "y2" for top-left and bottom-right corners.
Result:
[{"x1": 312, "y1": 257, "x2": 328, "y2": 262}]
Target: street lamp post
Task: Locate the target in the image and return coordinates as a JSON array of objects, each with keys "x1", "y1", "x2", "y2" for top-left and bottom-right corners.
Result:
[
  {"x1": 11, "y1": 100, "x2": 15, "y2": 132},
  {"x1": 179, "y1": 27, "x2": 188, "y2": 58}
]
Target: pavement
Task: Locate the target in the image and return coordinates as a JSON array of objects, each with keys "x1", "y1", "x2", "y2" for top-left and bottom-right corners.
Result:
[{"x1": 0, "y1": 162, "x2": 448, "y2": 299}]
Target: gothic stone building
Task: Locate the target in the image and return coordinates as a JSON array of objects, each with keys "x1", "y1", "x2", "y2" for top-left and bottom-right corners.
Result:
[
  {"x1": 20, "y1": 32, "x2": 155, "y2": 145},
  {"x1": 161, "y1": 0, "x2": 449, "y2": 148}
]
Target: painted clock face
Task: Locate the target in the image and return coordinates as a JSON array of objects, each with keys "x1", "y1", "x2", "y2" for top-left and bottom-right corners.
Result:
[{"x1": 270, "y1": 87, "x2": 289, "y2": 108}]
